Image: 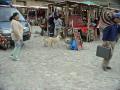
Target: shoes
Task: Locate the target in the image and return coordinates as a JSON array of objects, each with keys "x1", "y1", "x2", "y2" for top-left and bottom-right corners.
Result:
[
  {"x1": 10, "y1": 55, "x2": 20, "y2": 61},
  {"x1": 106, "y1": 66, "x2": 112, "y2": 70},
  {"x1": 103, "y1": 66, "x2": 112, "y2": 71},
  {"x1": 12, "y1": 57, "x2": 20, "y2": 61},
  {"x1": 103, "y1": 67, "x2": 107, "y2": 71},
  {"x1": 9, "y1": 55, "x2": 13, "y2": 58},
  {"x1": 9, "y1": 55, "x2": 15, "y2": 60},
  {"x1": 14, "y1": 58, "x2": 20, "y2": 61}
]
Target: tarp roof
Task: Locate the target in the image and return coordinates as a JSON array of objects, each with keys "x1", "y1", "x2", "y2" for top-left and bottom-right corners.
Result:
[{"x1": 80, "y1": 1, "x2": 98, "y2": 6}]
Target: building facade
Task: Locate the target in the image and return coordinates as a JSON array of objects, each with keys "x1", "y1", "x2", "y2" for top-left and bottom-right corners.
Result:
[{"x1": 12, "y1": 0, "x2": 49, "y2": 7}]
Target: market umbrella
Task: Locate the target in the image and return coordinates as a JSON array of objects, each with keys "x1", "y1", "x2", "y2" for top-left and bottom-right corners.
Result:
[{"x1": 0, "y1": 0, "x2": 12, "y2": 5}]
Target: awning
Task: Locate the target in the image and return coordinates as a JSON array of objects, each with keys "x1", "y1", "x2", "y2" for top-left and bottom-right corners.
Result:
[{"x1": 80, "y1": 1, "x2": 98, "y2": 6}]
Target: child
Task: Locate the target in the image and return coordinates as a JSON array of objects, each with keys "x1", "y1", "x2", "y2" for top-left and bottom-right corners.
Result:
[{"x1": 69, "y1": 34, "x2": 78, "y2": 50}]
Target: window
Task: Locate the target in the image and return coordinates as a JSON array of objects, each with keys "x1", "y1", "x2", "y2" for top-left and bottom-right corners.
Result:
[{"x1": 0, "y1": 7, "x2": 25, "y2": 21}]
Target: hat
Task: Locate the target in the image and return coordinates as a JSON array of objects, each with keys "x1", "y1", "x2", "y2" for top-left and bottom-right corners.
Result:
[{"x1": 112, "y1": 12, "x2": 120, "y2": 18}]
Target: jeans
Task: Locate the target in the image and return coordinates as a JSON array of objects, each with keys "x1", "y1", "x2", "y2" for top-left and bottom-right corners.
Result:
[{"x1": 11, "y1": 40, "x2": 22, "y2": 59}]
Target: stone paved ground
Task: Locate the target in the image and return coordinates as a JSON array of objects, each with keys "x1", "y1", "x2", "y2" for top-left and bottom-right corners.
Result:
[{"x1": 0, "y1": 33, "x2": 120, "y2": 90}]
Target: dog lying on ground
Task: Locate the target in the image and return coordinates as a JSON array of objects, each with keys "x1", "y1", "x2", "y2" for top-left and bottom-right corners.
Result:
[{"x1": 43, "y1": 35, "x2": 61, "y2": 47}]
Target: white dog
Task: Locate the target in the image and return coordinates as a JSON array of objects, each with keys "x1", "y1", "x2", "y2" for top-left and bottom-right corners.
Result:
[{"x1": 43, "y1": 35, "x2": 61, "y2": 47}]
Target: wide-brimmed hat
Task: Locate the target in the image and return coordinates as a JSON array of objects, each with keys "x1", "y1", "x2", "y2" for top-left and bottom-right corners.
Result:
[{"x1": 101, "y1": 8, "x2": 120, "y2": 25}]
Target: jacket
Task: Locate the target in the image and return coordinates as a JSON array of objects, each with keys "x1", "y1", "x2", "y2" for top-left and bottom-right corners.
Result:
[{"x1": 11, "y1": 20, "x2": 23, "y2": 40}]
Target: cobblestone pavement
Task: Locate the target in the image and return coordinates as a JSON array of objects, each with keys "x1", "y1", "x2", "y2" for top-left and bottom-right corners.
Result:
[{"x1": 0, "y1": 33, "x2": 120, "y2": 90}]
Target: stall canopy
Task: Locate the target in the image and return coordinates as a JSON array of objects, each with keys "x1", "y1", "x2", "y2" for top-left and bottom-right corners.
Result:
[
  {"x1": 0, "y1": 0, "x2": 12, "y2": 5},
  {"x1": 80, "y1": 1, "x2": 98, "y2": 6}
]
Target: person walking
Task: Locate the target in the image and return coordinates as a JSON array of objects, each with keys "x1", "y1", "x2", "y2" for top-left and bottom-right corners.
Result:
[
  {"x1": 101, "y1": 12, "x2": 120, "y2": 71},
  {"x1": 10, "y1": 12, "x2": 23, "y2": 61}
]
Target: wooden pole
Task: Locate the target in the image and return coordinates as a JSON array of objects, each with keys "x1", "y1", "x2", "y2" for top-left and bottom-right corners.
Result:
[
  {"x1": 107, "y1": 0, "x2": 110, "y2": 7},
  {"x1": 87, "y1": 8, "x2": 90, "y2": 29},
  {"x1": 64, "y1": 1, "x2": 69, "y2": 37},
  {"x1": 65, "y1": 1, "x2": 69, "y2": 27}
]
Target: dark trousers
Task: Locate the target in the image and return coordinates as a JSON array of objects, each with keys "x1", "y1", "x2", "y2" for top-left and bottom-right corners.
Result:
[
  {"x1": 48, "y1": 25, "x2": 55, "y2": 37},
  {"x1": 40, "y1": 27, "x2": 47, "y2": 36}
]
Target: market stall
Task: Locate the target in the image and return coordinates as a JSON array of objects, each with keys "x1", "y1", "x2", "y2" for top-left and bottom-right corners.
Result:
[
  {"x1": 27, "y1": 6, "x2": 48, "y2": 26},
  {"x1": 48, "y1": 1, "x2": 84, "y2": 49},
  {"x1": 14, "y1": 5, "x2": 48, "y2": 26},
  {"x1": 79, "y1": 1, "x2": 100, "y2": 41},
  {"x1": 52, "y1": 1, "x2": 81, "y2": 36},
  {"x1": 47, "y1": 1, "x2": 100, "y2": 49},
  {"x1": 52, "y1": 1, "x2": 100, "y2": 38}
]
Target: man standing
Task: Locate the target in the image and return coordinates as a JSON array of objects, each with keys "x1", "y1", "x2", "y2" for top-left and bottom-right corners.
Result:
[
  {"x1": 40, "y1": 16, "x2": 47, "y2": 36},
  {"x1": 54, "y1": 15, "x2": 62, "y2": 36},
  {"x1": 48, "y1": 13, "x2": 55, "y2": 37},
  {"x1": 102, "y1": 12, "x2": 120, "y2": 71}
]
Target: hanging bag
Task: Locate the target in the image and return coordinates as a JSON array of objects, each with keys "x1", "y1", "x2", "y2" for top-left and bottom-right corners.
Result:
[{"x1": 96, "y1": 45, "x2": 112, "y2": 60}]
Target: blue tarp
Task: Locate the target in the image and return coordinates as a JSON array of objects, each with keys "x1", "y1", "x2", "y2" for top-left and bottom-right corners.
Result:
[{"x1": 0, "y1": 0, "x2": 12, "y2": 5}]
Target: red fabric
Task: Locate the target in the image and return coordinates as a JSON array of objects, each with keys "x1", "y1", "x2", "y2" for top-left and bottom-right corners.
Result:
[
  {"x1": 69, "y1": 15, "x2": 83, "y2": 28},
  {"x1": 81, "y1": 26, "x2": 88, "y2": 33},
  {"x1": 81, "y1": 26, "x2": 96, "y2": 33}
]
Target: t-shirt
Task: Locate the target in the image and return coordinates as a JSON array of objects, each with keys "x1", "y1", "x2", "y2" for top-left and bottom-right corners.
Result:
[{"x1": 102, "y1": 24, "x2": 120, "y2": 41}]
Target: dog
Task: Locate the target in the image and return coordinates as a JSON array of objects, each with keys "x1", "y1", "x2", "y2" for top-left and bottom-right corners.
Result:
[
  {"x1": 63, "y1": 37, "x2": 71, "y2": 49},
  {"x1": 43, "y1": 35, "x2": 62, "y2": 47}
]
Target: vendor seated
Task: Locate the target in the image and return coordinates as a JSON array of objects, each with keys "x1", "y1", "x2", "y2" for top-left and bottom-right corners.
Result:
[{"x1": 69, "y1": 34, "x2": 78, "y2": 50}]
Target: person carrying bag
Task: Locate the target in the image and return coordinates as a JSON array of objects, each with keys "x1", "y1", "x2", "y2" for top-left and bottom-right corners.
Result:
[{"x1": 96, "y1": 12, "x2": 120, "y2": 71}]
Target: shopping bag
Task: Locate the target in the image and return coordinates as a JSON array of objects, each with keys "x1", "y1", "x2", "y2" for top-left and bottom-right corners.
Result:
[{"x1": 96, "y1": 45, "x2": 111, "y2": 60}]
